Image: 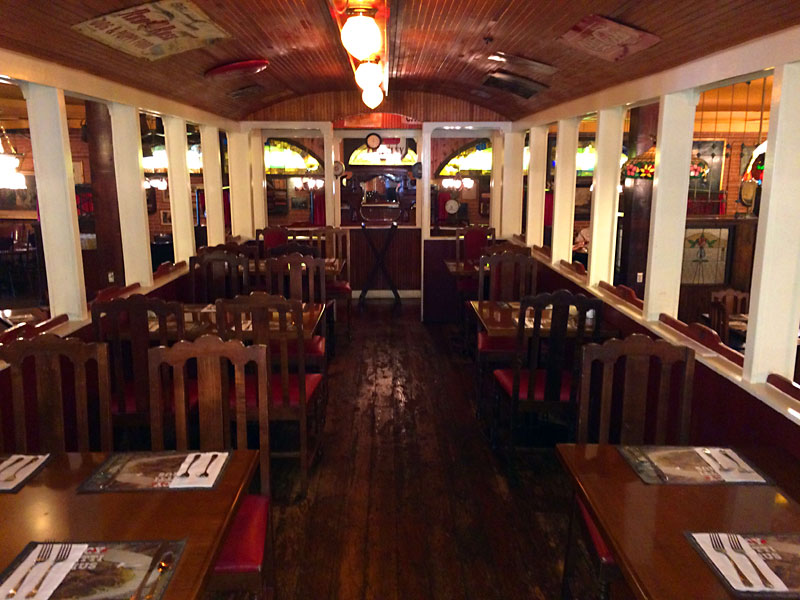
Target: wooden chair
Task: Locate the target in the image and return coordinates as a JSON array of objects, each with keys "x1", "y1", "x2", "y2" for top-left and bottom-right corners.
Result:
[
  {"x1": 474, "y1": 254, "x2": 539, "y2": 418},
  {"x1": 455, "y1": 226, "x2": 495, "y2": 263},
  {"x1": 709, "y1": 289, "x2": 749, "y2": 346},
  {"x1": 492, "y1": 289, "x2": 602, "y2": 454},
  {"x1": 148, "y1": 335, "x2": 272, "y2": 598},
  {"x1": 264, "y1": 253, "x2": 326, "y2": 304},
  {"x1": 267, "y1": 242, "x2": 319, "y2": 258},
  {"x1": 92, "y1": 294, "x2": 185, "y2": 434},
  {"x1": 561, "y1": 333, "x2": 695, "y2": 600},
  {"x1": 0, "y1": 334, "x2": 112, "y2": 453},
  {"x1": 485, "y1": 241, "x2": 530, "y2": 257},
  {"x1": 321, "y1": 227, "x2": 352, "y2": 340},
  {"x1": 190, "y1": 250, "x2": 250, "y2": 303},
  {"x1": 256, "y1": 226, "x2": 290, "y2": 258}
]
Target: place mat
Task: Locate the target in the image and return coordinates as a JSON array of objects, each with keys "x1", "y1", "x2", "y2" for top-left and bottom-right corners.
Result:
[
  {"x1": 0, "y1": 454, "x2": 50, "y2": 493},
  {"x1": 620, "y1": 446, "x2": 767, "y2": 485},
  {"x1": 0, "y1": 540, "x2": 184, "y2": 600},
  {"x1": 79, "y1": 452, "x2": 230, "y2": 492},
  {"x1": 688, "y1": 532, "x2": 800, "y2": 597}
]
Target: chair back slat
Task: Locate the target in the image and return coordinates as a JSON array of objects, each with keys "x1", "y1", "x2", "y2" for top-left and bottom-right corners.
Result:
[
  {"x1": 0, "y1": 335, "x2": 112, "y2": 453},
  {"x1": 455, "y1": 226, "x2": 495, "y2": 262},
  {"x1": 147, "y1": 335, "x2": 271, "y2": 494},
  {"x1": 577, "y1": 334, "x2": 695, "y2": 446},
  {"x1": 478, "y1": 253, "x2": 537, "y2": 302},
  {"x1": 190, "y1": 250, "x2": 250, "y2": 303}
]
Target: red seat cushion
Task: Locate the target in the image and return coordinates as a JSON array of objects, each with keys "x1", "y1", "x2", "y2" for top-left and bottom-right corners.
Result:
[
  {"x1": 492, "y1": 368, "x2": 572, "y2": 402},
  {"x1": 477, "y1": 332, "x2": 516, "y2": 354},
  {"x1": 269, "y1": 335, "x2": 325, "y2": 358},
  {"x1": 578, "y1": 498, "x2": 616, "y2": 565},
  {"x1": 326, "y1": 279, "x2": 351, "y2": 295},
  {"x1": 214, "y1": 495, "x2": 270, "y2": 574},
  {"x1": 216, "y1": 373, "x2": 323, "y2": 408},
  {"x1": 110, "y1": 380, "x2": 199, "y2": 415}
]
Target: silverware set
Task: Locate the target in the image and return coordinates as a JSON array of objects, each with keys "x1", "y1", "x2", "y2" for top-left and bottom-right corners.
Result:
[
  {"x1": 177, "y1": 453, "x2": 219, "y2": 479},
  {"x1": 0, "y1": 457, "x2": 38, "y2": 483},
  {"x1": 709, "y1": 533, "x2": 775, "y2": 589},
  {"x1": 701, "y1": 448, "x2": 751, "y2": 473},
  {"x1": 5, "y1": 542, "x2": 72, "y2": 599}
]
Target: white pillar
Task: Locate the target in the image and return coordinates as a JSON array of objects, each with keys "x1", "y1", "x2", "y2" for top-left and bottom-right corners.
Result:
[
  {"x1": 744, "y1": 61, "x2": 800, "y2": 383},
  {"x1": 551, "y1": 118, "x2": 580, "y2": 264},
  {"x1": 108, "y1": 102, "x2": 153, "y2": 286},
  {"x1": 489, "y1": 131, "x2": 503, "y2": 232},
  {"x1": 421, "y1": 126, "x2": 433, "y2": 239},
  {"x1": 323, "y1": 127, "x2": 335, "y2": 226},
  {"x1": 587, "y1": 106, "x2": 626, "y2": 286},
  {"x1": 642, "y1": 90, "x2": 699, "y2": 321},
  {"x1": 163, "y1": 115, "x2": 196, "y2": 261},
  {"x1": 414, "y1": 136, "x2": 423, "y2": 228},
  {"x1": 200, "y1": 125, "x2": 225, "y2": 246},
  {"x1": 21, "y1": 83, "x2": 87, "y2": 319},
  {"x1": 228, "y1": 130, "x2": 254, "y2": 239},
  {"x1": 333, "y1": 136, "x2": 342, "y2": 227},
  {"x1": 525, "y1": 126, "x2": 548, "y2": 247},
  {"x1": 500, "y1": 131, "x2": 525, "y2": 238},
  {"x1": 249, "y1": 129, "x2": 266, "y2": 230}
]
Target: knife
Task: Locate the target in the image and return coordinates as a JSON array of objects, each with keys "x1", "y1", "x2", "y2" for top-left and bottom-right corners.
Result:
[{"x1": 131, "y1": 542, "x2": 168, "y2": 600}]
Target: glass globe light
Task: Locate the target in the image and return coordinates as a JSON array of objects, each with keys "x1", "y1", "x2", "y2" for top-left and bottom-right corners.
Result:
[
  {"x1": 341, "y1": 14, "x2": 382, "y2": 61},
  {"x1": 361, "y1": 85, "x2": 384, "y2": 110},
  {"x1": 355, "y1": 61, "x2": 383, "y2": 90}
]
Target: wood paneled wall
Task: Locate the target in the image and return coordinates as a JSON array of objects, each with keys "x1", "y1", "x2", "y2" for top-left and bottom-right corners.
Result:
[
  {"x1": 246, "y1": 91, "x2": 505, "y2": 123},
  {"x1": 349, "y1": 227, "x2": 421, "y2": 291}
]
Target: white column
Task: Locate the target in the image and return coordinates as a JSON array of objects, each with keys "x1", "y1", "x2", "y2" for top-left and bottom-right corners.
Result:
[
  {"x1": 163, "y1": 115, "x2": 196, "y2": 262},
  {"x1": 744, "y1": 61, "x2": 800, "y2": 383},
  {"x1": 500, "y1": 131, "x2": 525, "y2": 238},
  {"x1": 249, "y1": 129, "x2": 266, "y2": 230},
  {"x1": 642, "y1": 90, "x2": 699, "y2": 321},
  {"x1": 551, "y1": 118, "x2": 580, "y2": 264},
  {"x1": 587, "y1": 106, "x2": 626, "y2": 286},
  {"x1": 200, "y1": 125, "x2": 225, "y2": 246},
  {"x1": 108, "y1": 102, "x2": 153, "y2": 286},
  {"x1": 525, "y1": 126, "x2": 548, "y2": 247},
  {"x1": 227, "y1": 130, "x2": 254, "y2": 239},
  {"x1": 333, "y1": 136, "x2": 342, "y2": 227},
  {"x1": 414, "y1": 136, "x2": 423, "y2": 228},
  {"x1": 21, "y1": 83, "x2": 87, "y2": 319},
  {"x1": 323, "y1": 127, "x2": 335, "y2": 226},
  {"x1": 421, "y1": 126, "x2": 433, "y2": 239},
  {"x1": 489, "y1": 131, "x2": 503, "y2": 232}
]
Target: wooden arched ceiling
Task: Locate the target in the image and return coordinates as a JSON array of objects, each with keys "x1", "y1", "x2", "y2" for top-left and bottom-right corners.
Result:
[{"x1": 0, "y1": 1, "x2": 799, "y2": 121}]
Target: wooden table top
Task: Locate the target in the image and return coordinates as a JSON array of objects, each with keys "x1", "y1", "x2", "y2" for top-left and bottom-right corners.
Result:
[
  {"x1": 0, "y1": 450, "x2": 259, "y2": 600},
  {"x1": 444, "y1": 260, "x2": 480, "y2": 277},
  {"x1": 470, "y1": 301, "x2": 591, "y2": 338},
  {"x1": 180, "y1": 302, "x2": 326, "y2": 341},
  {"x1": 250, "y1": 257, "x2": 345, "y2": 277},
  {"x1": 557, "y1": 444, "x2": 800, "y2": 600}
]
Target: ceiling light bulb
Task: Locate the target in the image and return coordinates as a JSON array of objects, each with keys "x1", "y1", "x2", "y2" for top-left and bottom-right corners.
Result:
[
  {"x1": 462, "y1": 178, "x2": 475, "y2": 190},
  {"x1": 361, "y1": 85, "x2": 384, "y2": 110},
  {"x1": 355, "y1": 60, "x2": 383, "y2": 90},
  {"x1": 341, "y1": 14, "x2": 382, "y2": 60}
]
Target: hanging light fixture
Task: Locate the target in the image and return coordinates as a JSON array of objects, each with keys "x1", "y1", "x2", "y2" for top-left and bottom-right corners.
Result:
[
  {"x1": 355, "y1": 60, "x2": 383, "y2": 90},
  {"x1": 361, "y1": 85, "x2": 384, "y2": 110},
  {"x1": 341, "y1": 9, "x2": 382, "y2": 61},
  {"x1": 0, "y1": 125, "x2": 26, "y2": 190}
]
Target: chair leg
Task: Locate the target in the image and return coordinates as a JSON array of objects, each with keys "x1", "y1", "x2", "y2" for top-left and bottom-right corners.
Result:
[
  {"x1": 561, "y1": 496, "x2": 578, "y2": 600},
  {"x1": 299, "y1": 416, "x2": 309, "y2": 497}
]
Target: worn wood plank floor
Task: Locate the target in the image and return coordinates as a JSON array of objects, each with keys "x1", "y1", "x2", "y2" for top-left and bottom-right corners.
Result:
[{"x1": 266, "y1": 300, "x2": 573, "y2": 600}]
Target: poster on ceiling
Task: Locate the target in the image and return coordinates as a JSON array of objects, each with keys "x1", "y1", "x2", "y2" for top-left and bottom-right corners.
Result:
[{"x1": 73, "y1": 1, "x2": 229, "y2": 61}]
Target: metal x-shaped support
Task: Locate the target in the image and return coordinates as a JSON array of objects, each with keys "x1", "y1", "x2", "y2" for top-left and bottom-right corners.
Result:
[{"x1": 359, "y1": 222, "x2": 400, "y2": 309}]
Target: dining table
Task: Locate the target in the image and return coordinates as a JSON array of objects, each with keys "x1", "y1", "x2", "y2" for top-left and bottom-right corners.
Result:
[
  {"x1": 0, "y1": 450, "x2": 259, "y2": 600},
  {"x1": 557, "y1": 443, "x2": 800, "y2": 600},
  {"x1": 469, "y1": 300, "x2": 595, "y2": 338}
]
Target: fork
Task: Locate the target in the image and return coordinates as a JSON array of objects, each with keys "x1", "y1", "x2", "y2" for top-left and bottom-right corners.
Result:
[
  {"x1": 710, "y1": 533, "x2": 751, "y2": 587},
  {"x1": 3, "y1": 457, "x2": 37, "y2": 482},
  {"x1": 702, "y1": 448, "x2": 732, "y2": 471},
  {"x1": 199, "y1": 453, "x2": 219, "y2": 478},
  {"x1": 6, "y1": 543, "x2": 52, "y2": 598},
  {"x1": 728, "y1": 535, "x2": 774, "y2": 589},
  {"x1": 25, "y1": 544, "x2": 71, "y2": 598}
]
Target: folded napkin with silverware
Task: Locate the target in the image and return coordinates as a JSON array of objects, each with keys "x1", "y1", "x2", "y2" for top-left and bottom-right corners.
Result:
[
  {"x1": 0, "y1": 543, "x2": 87, "y2": 599},
  {"x1": 691, "y1": 533, "x2": 789, "y2": 593},
  {"x1": 0, "y1": 455, "x2": 48, "y2": 492},
  {"x1": 168, "y1": 452, "x2": 227, "y2": 488},
  {"x1": 695, "y1": 447, "x2": 765, "y2": 483}
]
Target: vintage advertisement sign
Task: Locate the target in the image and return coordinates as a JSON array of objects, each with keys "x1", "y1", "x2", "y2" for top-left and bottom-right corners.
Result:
[
  {"x1": 560, "y1": 15, "x2": 660, "y2": 62},
  {"x1": 73, "y1": 1, "x2": 229, "y2": 61}
]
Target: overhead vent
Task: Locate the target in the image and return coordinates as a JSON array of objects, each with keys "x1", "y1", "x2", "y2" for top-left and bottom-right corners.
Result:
[
  {"x1": 487, "y1": 52, "x2": 557, "y2": 78},
  {"x1": 482, "y1": 71, "x2": 548, "y2": 99},
  {"x1": 228, "y1": 85, "x2": 266, "y2": 99},
  {"x1": 560, "y1": 15, "x2": 660, "y2": 62}
]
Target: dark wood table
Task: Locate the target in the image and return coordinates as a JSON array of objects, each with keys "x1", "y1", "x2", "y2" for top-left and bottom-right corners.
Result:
[
  {"x1": 444, "y1": 259, "x2": 480, "y2": 277},
  {"x1": 469, "y1": 301, "x2": 592, "y2": 338},
  {"x1": 557, "y1": 444, "x2": 800, "y2": 600},
  {"x1": 0, "y1": 450, "x2": 258, "y2": 600},
  {"x1": 250, "y1": 257, "x2": 344, "y2": 278}
]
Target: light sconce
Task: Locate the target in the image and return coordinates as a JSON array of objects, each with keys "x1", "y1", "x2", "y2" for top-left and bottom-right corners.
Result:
[
  {"x1": 355, "y1": 60, "x2": 383, "y2": 90},
  {"x1": 341, "y1": 9, "x2": 382, "y2": 61},
  {"x1": 361, "y1": 85, "x2": 384, "y2": 109}
]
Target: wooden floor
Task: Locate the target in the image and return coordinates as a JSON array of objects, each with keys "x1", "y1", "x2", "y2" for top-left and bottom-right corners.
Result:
[{"x1": 269, "y1": 300, "x2": 574, "y2": 600}]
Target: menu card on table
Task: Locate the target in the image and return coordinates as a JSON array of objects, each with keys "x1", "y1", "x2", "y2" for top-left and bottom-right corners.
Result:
[
  {"x1": 0, "y1": 541, "x2": 184, "y2": 600},
  {"x1": 688, "y1": 533, "x2": 800, "y2": 596},
  {"x1": 79, "y1": 451, "x2": 229, "y2": 492},
  {"x1": 620, "y1": 446, "x2": 767, "y2": 485},
  {"x1": 0, "y1": 455, "x2": 49, "y2": 493}
]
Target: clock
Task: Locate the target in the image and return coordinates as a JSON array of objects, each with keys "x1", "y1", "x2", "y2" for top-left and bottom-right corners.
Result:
[
  {"x1": 445, "y1": 199, "x2": 460, "y2": 215},
  {"x1": 365, "y1": 132, "x2": 382, "y2": 150}
]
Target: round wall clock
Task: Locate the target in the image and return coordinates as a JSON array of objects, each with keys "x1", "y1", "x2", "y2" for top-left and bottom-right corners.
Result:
[{"x1": 365, "y1": 132, "x2": 382, "y2": 150}]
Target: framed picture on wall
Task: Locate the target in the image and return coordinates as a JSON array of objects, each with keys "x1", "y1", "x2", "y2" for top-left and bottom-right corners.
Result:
[{"x1": 160, "y1": 210, "x2": 171, "y2": 225}]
